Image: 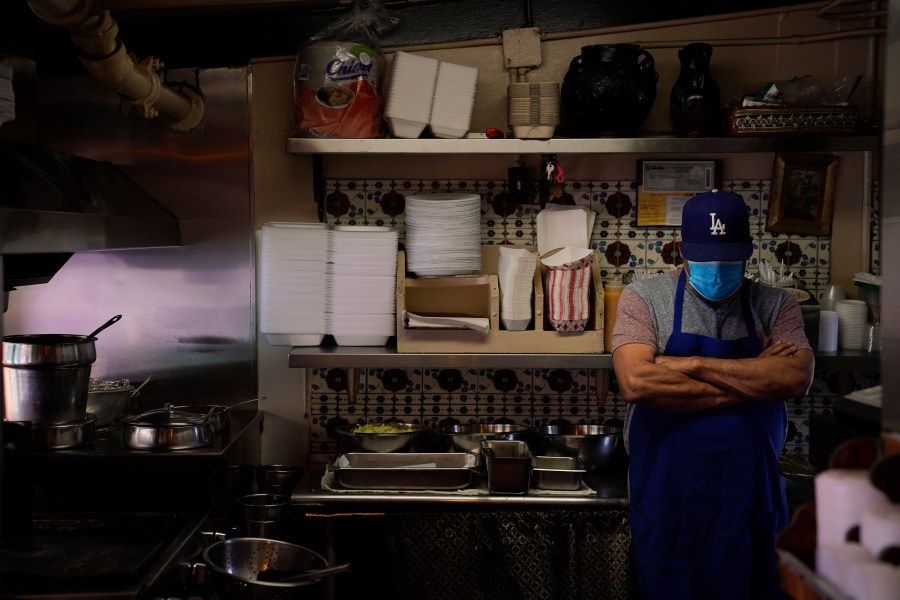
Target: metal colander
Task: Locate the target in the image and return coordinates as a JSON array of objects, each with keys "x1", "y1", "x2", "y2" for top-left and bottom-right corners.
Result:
[
  {"x1": 86, "y1": 387, "x2": 135, "y2": 429},
  {"x1": 202, "y1": 537, "x2": 332, "y2": 600}
]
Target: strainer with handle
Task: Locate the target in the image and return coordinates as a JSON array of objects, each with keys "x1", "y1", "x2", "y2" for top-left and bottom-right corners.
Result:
[{"x1": 202, "y1": 537, "x2": 349, "y2": 600}]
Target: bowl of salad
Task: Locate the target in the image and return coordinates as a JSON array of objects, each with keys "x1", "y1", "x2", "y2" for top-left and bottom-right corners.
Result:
[{"x1": 335, "y1": 421, "x2": 430, "y2": 453}]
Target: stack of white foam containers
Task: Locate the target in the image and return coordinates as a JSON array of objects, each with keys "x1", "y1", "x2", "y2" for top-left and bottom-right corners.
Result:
[
  {"x1": 383, "y1": 52, "x2": 478, "y2": 139},
  {"x1": 259, "y1": 222, "x2": 330, "y2": 346}
]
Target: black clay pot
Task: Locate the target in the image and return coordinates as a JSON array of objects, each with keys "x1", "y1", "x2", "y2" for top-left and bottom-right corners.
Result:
[
  {"x1": 669, "y1": 42, "x2": 721, "y2": 137},
  {"x1": 561, "y1": 43, "x2": 658, "y2": 136}
]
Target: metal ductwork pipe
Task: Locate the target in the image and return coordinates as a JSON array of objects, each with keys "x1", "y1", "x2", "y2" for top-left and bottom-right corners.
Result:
[{"x1": 27, "y1": 0, "x2": 206, "y2": 132}]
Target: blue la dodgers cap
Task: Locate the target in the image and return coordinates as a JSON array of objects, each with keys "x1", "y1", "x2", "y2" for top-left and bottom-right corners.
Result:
[{"x1": 680, "y1": 190, "x2": 753, "y2": 262}]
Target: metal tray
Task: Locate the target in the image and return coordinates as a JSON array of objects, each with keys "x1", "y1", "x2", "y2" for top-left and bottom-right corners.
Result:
[
  {"x1": 532, "y1": 456, "x2": 585, "y2": 491},
  {"x1": 332, "y1": 453, "x2": 477, "y2": 490}
]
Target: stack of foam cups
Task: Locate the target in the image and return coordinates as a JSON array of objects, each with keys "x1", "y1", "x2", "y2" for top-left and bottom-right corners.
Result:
[{"x1": 818, "y1": 310, "x2": 839, "y2": 352}]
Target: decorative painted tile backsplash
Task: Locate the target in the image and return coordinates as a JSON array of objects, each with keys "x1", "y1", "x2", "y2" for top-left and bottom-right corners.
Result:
[
  {"x1": 324, "y1": 177, "x2": 842, "y2": 292},
  {"x1": 306, "y1": 177, "x2": 881, "y2": 465},
  {"x1": 307, "y1": 366, "x2": 879, "y2": 464}
]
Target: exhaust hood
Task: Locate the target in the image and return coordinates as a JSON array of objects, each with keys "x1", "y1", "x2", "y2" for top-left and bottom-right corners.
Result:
[{"x1": 0, "y1": 138, "x2": 181, "y2": 288}]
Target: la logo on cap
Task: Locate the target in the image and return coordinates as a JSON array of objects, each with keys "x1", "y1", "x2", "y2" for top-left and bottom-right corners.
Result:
[{"x1": 709, "y1": 213, "x2": 726, "y2": 236}]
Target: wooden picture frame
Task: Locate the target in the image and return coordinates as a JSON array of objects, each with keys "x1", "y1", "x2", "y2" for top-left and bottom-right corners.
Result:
[{"x1": 767, "y1": 153, "x2": 838, "y2": 236}]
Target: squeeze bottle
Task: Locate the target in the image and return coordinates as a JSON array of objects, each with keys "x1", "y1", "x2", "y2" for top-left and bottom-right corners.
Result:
[{"x1": 603, "y1": 276, "x2": 625, "y2": 352}]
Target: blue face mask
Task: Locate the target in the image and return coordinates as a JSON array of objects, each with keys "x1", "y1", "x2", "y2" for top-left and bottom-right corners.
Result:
[{"x1": 686, "y1": 261, "x2": 745, "y2": 301}]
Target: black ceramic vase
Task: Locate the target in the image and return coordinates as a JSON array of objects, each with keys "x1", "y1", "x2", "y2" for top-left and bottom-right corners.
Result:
[
  {"x1": 669, "y1": 42, "x2": 721, "y2": 137},
  {"x1": 561, "y1": 44, "x2": 658, "y2": 136}
]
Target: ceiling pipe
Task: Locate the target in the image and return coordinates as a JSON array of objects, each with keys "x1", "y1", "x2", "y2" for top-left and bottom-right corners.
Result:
[{"x1": 27, "y1": 0, "x2": 206, "y2": 132}]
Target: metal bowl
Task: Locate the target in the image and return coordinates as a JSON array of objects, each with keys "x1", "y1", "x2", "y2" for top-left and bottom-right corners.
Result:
[
  {"x1": 32, "y1": 413, "x2": 97, "y2": 450},
  {"x1": 533, "y1": 424, "x2": 627, "y2": 474},
  {"x1": 335, "y1": 423, "x2": 428, "y2": 453},
  {"x1": 437, "y1": 423, "x2": 532, "y2": 454},
  {"x1": 256, "y1": 465, "x2": 303, "y2": 496}
]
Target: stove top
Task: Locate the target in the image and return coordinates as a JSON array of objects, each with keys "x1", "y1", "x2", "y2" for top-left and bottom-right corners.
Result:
[{"x1": 1, "y1": 512, "x2": 192, "y2": 599}]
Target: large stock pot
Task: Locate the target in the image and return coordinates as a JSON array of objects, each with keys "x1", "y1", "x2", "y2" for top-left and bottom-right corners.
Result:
[{"x1": 2, "y1": 334, "x2": 97, "y2": 424}]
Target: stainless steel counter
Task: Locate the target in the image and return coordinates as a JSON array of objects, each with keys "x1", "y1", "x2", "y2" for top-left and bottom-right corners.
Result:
[
  {"x1": 289, "y1": 342, "x2": 880, "y2": 370},
  {"x1": 291, "y1": 470, "x2": 629, "y2": 509}
]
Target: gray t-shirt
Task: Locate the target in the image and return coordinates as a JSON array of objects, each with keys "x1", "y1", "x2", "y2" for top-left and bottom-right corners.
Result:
[{"x1": 611, "y1": 269, "x2": 811, "y2": 449}]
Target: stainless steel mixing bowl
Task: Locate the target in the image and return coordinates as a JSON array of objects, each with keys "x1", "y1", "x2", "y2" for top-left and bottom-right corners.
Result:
[
  {"x1": 437, "y1": 423, "x2": 531, "y2": 454},
  {"x1": 335, "y1": 423, "x2": 428, "y2": 453},
  {"x1": 534, "y1": 424, "x2": 627, "y2": 474}
]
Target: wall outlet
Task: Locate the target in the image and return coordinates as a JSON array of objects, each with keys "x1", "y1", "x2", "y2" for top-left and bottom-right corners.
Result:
[{"x1": 502, "y1": 27, "x2": 542, "y2": 69}]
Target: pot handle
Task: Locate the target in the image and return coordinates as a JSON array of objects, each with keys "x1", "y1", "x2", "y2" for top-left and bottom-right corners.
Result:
[
  {"x1": 258, "y1": 562, "x2": 352, "y2": 583},
  {"x1": 566, "y1": 54, "x2": 582, "y2": 74},
  {"x1": 637, "y1": 49, "x2": 659, "y2": 82}
]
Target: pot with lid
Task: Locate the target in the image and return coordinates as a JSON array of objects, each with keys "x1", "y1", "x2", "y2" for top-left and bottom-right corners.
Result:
[
  {"x1": 166, "y1": 398, "x2": 260, "y2": 434},
  {"x1": 123, "y1": 404, "x2": 216, "y2": 450}
]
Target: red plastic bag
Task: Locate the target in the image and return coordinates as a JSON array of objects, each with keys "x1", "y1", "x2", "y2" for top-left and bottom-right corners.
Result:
[{"x1": 293, "y1": 1, "x2": 397, "y2": 138}]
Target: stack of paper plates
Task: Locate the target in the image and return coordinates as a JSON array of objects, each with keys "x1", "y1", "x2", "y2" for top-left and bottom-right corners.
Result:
[
  {"x1": 405, "y1": 193, "x2": 482, "y2": 276},
  {"x1": 259, "y1": 222, "x2": 329, "y2": 346},
  {"x1": 329, "y1": 225, "x2": 399, "y2": 346}
]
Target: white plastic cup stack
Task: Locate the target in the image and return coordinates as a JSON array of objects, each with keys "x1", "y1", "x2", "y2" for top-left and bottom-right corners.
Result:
[
  {"x1": 818, "y1": 310, "x2": 839, "y2": 353},
  {"x1": 835, "y1": 299, "x2": 868, "y2": 350},
  {"x1": 429, "y1": 61, "x2": 478, "y2": 138},
  {"x1": 384, "y1": 51, "x2": 440, "y2": 139},
  {"x1": 819, "y1": 283, "x2": 846, "y2": 311}
]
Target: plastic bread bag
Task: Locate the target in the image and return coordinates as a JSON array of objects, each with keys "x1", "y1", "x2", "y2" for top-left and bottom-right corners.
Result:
[{"x1": 293, "y1": 0, "x2": 398, "y2": 138}]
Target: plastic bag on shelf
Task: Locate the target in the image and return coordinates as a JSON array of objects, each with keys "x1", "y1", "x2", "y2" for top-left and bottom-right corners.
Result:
[
  {"x1": 740, "y1": 74, "x2": 863, "y2": 107},
  {"x1": 292, "y1": 0, "x2": 398, "y2": 138}
]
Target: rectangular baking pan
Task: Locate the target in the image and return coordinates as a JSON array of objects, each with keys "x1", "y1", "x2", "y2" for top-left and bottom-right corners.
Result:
[
  {"x1": 533, "y1": 456, "x2": 586, "y2": 491},
  {"x1": 332, "y1": 452, "x2": 477, "y2": 490}
]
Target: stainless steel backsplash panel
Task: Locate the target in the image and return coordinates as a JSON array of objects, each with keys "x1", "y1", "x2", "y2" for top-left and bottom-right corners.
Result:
[{"x1": 2, "y1": 67, "x2": 255, "y2": 401}]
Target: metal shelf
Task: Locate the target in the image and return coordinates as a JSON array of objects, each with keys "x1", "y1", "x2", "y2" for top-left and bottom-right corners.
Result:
[
  {"x1": 289, "y1": 339, "x2": 612, "y2": 369},
  {"x1": 288, "y1": 340, "x2": 878, "y2": 371},
  {"x1": 285, "y1": 133, "x2": 880, "y2": 373},
  {"x1": 286, "y1": 136, "x2": 879, "y2": 155}
]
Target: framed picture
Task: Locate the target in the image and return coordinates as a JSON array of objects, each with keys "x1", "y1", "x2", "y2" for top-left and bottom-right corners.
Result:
[
  {"x1": 636, "y1": 160, "x2": 721, "y2": 226},
  {"x1": 767, "y1": 153, "x2": 838, "y2": 236}
]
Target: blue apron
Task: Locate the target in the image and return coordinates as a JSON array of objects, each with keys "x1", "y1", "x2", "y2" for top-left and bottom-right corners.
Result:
[{"x1": 628, "y1": 271, "x2": 788, "y2": 600}]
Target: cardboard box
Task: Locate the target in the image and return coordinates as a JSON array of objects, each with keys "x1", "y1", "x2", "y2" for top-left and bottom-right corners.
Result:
[{"x1": 396, "y1": 245, "x2": 604, "y2": 353}]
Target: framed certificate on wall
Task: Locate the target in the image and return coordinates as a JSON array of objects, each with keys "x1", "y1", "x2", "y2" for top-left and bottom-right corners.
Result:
[{"x1": 636, "y1": 160, "x2": 721, "y2": 227}]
